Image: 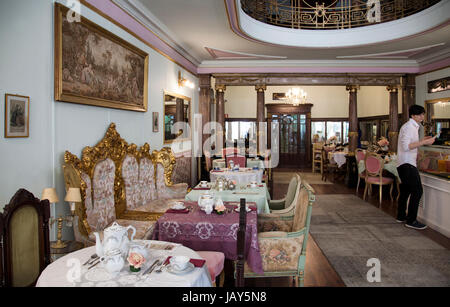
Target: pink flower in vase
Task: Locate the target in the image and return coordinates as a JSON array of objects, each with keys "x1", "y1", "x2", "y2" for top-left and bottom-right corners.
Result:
[{"x1": 127, "y1": 252, "x2": 145, "y2": 269}]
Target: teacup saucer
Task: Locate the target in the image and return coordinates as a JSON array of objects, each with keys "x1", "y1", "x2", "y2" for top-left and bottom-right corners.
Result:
[
  {"x1": 171, "y1": 202, "x2": 186, "y2": 210},
  {"x1": 234, "y1": 207, "x2": 251, "y2": 213},
  {"x1": 166, "y1": 262, "x2": 195, "y2": 275}
]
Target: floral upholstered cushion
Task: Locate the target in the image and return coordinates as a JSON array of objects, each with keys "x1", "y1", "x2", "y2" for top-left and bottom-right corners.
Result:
[
  {"x1": 139, "y1": 157, "x2": 157, "y2": 203},
  {"x1": 244, "y1": 233, "x2": 305, "y2": 273},
  {"x1": 122, "y1": 155, "x2": 142, "y2": 210},
  {"x1": 92, "y1": 159, "x2": 116, "y2": 231},
  {"x1": 257, "y1": 214, "x2": 293, "y2": 233},
  {"x1": 155, "y1": 164, "x2": 188, "y2": 199},
  {"x1": 173, "y1": 153, "x2": 191, "y2": 186},
  {"x1": 133, "y1": 198, "x2": 185, "y2": 213}
]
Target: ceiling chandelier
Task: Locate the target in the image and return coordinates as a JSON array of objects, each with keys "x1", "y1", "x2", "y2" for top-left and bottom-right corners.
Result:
[{"x1": 286, "y1": 87, "x2": 308, "y2": 105}]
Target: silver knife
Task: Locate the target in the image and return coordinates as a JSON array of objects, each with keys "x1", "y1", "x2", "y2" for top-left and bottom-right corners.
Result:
[{"x1": 142, "y1": 259, "x2": 159, "y2": 276}]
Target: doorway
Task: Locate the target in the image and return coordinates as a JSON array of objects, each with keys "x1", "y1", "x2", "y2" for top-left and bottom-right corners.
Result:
[{"x1": 267, "y1": 104, "x2": 312, "y2": 169}]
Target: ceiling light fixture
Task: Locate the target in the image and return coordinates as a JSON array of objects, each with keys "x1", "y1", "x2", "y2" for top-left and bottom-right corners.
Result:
[
  {"x1": 178, "y1": 71, "x2": 194, "y2": 89},
  {"x1": 286, "y1": 87, "x2": 308, "y2": 105}
]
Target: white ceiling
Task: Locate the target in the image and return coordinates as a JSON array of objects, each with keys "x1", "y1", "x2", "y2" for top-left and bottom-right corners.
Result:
[{"x1": 114, "y1": 0, "x2": 450, "y2": 69}]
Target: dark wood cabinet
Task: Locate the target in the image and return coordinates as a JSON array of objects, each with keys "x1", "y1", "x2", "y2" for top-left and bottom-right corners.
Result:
[{"x1": 266, "y1": 103, "x2": 313, "y2": 168}]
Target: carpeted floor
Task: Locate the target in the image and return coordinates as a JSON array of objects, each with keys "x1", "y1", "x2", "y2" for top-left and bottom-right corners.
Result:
[
  {"x1": 310, "y1": 194, "x2": 450, "y2": 287},
  {"x1": 273, "y1": 171, "x2": 333, "y2": 185}
]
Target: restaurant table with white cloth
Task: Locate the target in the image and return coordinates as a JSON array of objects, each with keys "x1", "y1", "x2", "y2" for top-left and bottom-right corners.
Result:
[
  {"x1": 36, "y1": 240, "x2": 212, "y2": 287},
  {"x1": 212, "y1": 158, "x2": 264, "y2": 170},
  {"x1": 186, "y1": 182, "x2": 271, "y2": 214},
  {"x1": 328, "y1": 151, "x2": 347, "y2": 168},
  {"x1": 210, "y1": 168, "x2": 263, "y2": 184}
]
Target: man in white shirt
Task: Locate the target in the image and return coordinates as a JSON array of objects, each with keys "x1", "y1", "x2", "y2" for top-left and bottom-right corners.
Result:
[{"x1": 397, "y1": 105, "x2": 436, "y2": 230}]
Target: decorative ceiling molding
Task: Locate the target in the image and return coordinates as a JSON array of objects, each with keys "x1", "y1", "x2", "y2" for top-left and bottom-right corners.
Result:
[
  {"x1": 227, "y1": 0, "x2": 450, "y2": 49},
  {"x1": 205, "y1": 47, "x2": 287, "y2": 60},
  {"x1": 336, "y1": 43, "x2": 446, "y2": 59},
  {"x1": 112, "y1": 0, "x2": 201, "y2": 65},
  {"x1": 212, "y1": 73, "x2": 404, "y2": 86}
]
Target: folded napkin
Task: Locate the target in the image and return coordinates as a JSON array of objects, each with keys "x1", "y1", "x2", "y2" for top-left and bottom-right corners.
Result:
[
  {"x1": 193, "y1": 187, "x2": 210, "y2": 190},
  {"x1": 164, "y1": 256, "x2": 206, "y2": 268},
  {"x1": 211, "y1": 170, "x2": 224, "y2": 173},
  {"x1": 166, "y1": 208, "x2": 189, "y2": 214}
]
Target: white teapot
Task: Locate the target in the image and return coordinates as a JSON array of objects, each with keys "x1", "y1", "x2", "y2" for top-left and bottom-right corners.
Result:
[
  {"x1": 101, "y1": 248, "x2": 124, "y2": 277},
  {"x1": 94, "y1": 222, "x2": 136, "y2": 258},
  {"x1": 198, "y1": 193, "x2": 214, "y2": 211}
]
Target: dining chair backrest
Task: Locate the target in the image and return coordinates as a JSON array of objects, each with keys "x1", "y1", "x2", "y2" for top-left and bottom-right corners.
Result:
[
  {"x1": 1, "y1": 189, "x2": 50, "y2": 287},
  {"x1": 355, "y1": 149, "x2": 365, "y2": 164},
  {"x1": 226, "y1": 155, "x2": 246, "y2": 168},
  {"x1": 235, "y1": 198, "x2": 247, "y2": 287},
  {"x1": 364, "y1": 153, "x2": 384, "y2": 176}
]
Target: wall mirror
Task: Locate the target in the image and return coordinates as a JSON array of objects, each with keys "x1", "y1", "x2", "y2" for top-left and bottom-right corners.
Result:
[
  {"x1": 164, "y1": 91, "x2": 191, "y2": 144},
  {"x1": 425, "y1": 98, "x2": 450, "y2": 144}
]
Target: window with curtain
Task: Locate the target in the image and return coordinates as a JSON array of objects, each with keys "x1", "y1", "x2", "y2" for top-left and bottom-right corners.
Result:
[
  {"x1": 311, "y1": 121, "x2": 326, "y2": 143},
  {"x1": 327, "y1": 121, "x2": 343, "y2": 142},
  {"x1": 225, "y1": 120, "x2": 257, "y2": 144}
]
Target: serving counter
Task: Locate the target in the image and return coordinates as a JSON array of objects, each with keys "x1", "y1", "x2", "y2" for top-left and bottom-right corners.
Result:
[{"x1": 418, "y1": 145, "x2": 450, "y2": 238}]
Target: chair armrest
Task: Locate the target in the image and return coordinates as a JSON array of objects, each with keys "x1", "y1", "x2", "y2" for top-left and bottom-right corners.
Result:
[{"x1": 268, "y1": 199, "x2": 286, "y2": 211}]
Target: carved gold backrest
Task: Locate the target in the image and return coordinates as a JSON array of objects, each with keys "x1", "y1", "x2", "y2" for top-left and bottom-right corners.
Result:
[
  {"x1": 152, "y1": 147, "x2": 176, "y2": 187},
  {"x1": 63, "y1": 123, "x2": 176, "y2": 238}
]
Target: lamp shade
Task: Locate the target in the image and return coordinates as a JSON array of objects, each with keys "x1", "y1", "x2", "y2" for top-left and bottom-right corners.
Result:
[
  {"x1": 65, "y1": 188, "x2": 81, "y2": 202},
  {"x1": 41, "y1": 188, "x2": 59, "y2": 203}
]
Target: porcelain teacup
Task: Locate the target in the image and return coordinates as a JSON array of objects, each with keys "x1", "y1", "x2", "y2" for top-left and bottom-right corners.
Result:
[
  {"x1": 171, "y1": 201, "x2": 185, "y2": 210},
  {"x1": 170, "y1": 255, "x2": 190, "y2": 271},
  {"x1": 249, "y1": 181, "x2": 258, "y2": 188},
  {"x1": 200, "y1": 181, "x2": 208, "y2": 187}
]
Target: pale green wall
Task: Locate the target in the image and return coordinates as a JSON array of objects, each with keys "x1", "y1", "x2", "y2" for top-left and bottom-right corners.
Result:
[{"x1": 0, "y1": 0, "x2": 198, "y2": 240}]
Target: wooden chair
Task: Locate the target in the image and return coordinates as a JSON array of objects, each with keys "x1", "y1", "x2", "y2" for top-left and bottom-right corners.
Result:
[
  {"x1": 244, "y1": 181, "x2": 316, "y2": 287},
  {"x1": 363, "y1": 152, "x2": 394, "y2": 206},
  {"x1": 312, "y1": 142, "x2": 323, "y2": 173},
  {"x1": 355, "y1": 148, "x2": 366, "y2": 194},
  {"x1": 1, "y1": 189, "x2": 51, "y2": 287},
  {"x1": 321, "y1": 148, "x2": 338, "y2": 182},
  {"x1": 235, "y1": 198, "x2": 247, "y2": 287}
]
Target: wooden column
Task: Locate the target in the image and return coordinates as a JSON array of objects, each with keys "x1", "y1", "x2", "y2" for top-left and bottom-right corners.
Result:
[
  {"x1": 401, "y1": 74, "x2": 416, "y2": 124},
  {"x1": 215, "y1": 84, "x2": 226, "y2": 150},
  {"x1": 255, "y1": 85, "x2": 266, "y2": 154},
  {"x1": 387, "y1": 85, "x2": 399, "y2": 153},
  {"x1": 346, "y1": 85, "x2": 359, "y2": 153},
  {"x1": 199, "y1": 74, "x2": 211, "y2": 148}
]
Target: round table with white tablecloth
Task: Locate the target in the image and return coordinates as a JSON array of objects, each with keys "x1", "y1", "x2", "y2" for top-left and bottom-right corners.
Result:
[
  {"x1": 210, "y1": 168, "x2": 263, "y2": 184},
  {"x1": 36, "y1": 240, "x2": 212, "y2": 287}
]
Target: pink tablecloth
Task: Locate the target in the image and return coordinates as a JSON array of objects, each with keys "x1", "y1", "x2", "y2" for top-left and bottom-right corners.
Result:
[{"x1": 152, "y1": 201, "x2": 263, "y2": 274}]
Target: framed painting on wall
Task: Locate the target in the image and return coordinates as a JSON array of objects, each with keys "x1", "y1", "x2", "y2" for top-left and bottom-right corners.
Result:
[
  {"x1": 5, "y1": 94, "x2": 30, "y2": 138},
  {"x1": 153, "y1": 112, "x2": 159, "y2": 132},
  {"x1": 54, "y1": 3, "x2": 149, "y2": 112}
]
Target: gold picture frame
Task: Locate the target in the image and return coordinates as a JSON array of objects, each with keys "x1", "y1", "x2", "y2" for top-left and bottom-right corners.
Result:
[
  {"x1": 5, "y1": 94, "x2": 30, "y2": 138},
  {"x1": 54, "y1": 3, "x2": 149, "y2": 112}
]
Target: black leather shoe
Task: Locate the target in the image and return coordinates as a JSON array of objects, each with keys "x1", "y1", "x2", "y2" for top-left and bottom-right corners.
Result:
[{"x1": 405, "y1": 221, "x2": 427, "y2": 230}]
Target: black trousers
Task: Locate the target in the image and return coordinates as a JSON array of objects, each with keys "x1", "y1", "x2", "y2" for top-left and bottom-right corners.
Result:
[{"x1": 396, "y1": 163, "x2": 423, "y2": 224}]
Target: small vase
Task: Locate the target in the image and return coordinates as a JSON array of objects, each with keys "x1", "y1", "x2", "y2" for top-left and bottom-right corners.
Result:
[{"x1": 130, "y1": 265, "x2": 141, "y2": 272}]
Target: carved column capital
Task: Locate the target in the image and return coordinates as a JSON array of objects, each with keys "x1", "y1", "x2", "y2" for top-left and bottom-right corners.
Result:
[
  {"x1": 255, "y1": 85, "x2": 267, "y2": 92},
  {"x1": 346, "y1": 85, "x2": 360, "y2": 92},
  {"x1": 386, "y1": 85, "x2": 399, "y2": 93},
  {"x1": 215, "y1": 84, "x2": 226, "y2": 92}
]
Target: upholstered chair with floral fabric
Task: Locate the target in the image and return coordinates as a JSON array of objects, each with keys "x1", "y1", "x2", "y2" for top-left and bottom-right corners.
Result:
[
  {"x1": 244, "y1": 181, "x2": 315, "y2": 287},
  {"x1": 266, "y1": 174, "x2": 301, "y2": 217}
]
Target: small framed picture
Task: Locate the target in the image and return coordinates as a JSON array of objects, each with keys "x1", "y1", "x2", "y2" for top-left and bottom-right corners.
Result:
[
  {"x1": 153, "y1": 112, "x2": 159, "y2": 132},
  {"x1": 5, "y1": 94, "x2": 30, "y2": 138}
]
